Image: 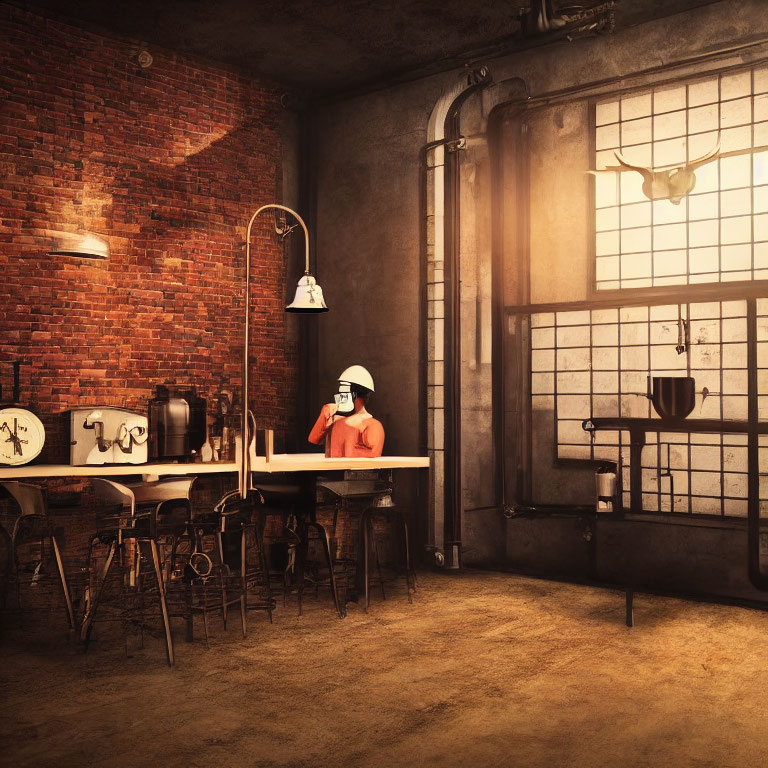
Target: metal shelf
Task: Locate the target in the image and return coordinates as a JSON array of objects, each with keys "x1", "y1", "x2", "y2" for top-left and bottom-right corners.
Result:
[
  {"x1": 582, "y1": 417, "x2": 768, "y2": 435},
  {"x1": 582, "y1": 417, "x2": 765, "y2": 518}
]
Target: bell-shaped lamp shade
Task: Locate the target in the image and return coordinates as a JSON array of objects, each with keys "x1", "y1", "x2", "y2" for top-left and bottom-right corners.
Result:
[
  {"x1": 286, "y1": 273, "x2": 328, "y2": 313},
  {"x1": 50, "y1": 231, "x2": 110, "y2": 260}
]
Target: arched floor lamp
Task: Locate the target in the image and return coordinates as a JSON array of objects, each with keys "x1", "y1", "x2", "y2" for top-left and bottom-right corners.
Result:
[{"x1": 240, "y1": 204, "x2": 327, "y2": 498}]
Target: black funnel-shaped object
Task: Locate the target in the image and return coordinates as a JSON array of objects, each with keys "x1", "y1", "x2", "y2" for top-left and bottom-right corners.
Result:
[{"x1": 650, "y1": 376, "x2": 695, "y2": 421}]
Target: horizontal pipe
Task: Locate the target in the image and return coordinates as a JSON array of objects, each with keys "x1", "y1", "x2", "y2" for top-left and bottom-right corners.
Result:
[{"x1": 505, "y1": 503, "x2": 596, "y2": 518}]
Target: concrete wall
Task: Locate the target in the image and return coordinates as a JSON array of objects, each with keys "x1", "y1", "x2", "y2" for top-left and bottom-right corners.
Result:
[
  {"x1": 313, "y1": 77, "x2": 450, "y2": 458},
  {"x1": 314, "y1": 0, "x2": 768, "y2": 600}
]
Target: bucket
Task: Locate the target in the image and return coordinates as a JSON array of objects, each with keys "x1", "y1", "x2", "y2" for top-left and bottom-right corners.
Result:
[{"x1": 595, "y1": 468, "x2": 617, "y2": 498}]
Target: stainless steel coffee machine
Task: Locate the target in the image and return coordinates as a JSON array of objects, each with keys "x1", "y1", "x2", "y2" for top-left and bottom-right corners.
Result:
[
  {"x1": 148, "y1": 386, "x2": 207, "y2": 461},
  {"x1": 69, "y1": 407, "x2": 149, "y2": 465}
]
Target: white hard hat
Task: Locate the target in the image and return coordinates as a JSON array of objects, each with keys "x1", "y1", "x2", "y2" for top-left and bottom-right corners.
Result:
[{"x1": 338, "y1": 365, "x2": 375, "y2": 393}]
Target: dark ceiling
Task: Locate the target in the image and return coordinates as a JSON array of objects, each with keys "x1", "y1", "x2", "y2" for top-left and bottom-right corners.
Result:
[{"x1": 18, "y1": 0, "x2": 720, "y2": 96}]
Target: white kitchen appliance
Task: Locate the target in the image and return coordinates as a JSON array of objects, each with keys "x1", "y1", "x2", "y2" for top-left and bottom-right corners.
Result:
[{"x1": 69, "y1": 407, "x2": 148, "y2": 465}]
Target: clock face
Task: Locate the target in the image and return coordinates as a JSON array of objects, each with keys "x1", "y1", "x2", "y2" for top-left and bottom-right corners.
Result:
[{"x1": 0, "y1": 408, "x2": 46, "y2": 466}]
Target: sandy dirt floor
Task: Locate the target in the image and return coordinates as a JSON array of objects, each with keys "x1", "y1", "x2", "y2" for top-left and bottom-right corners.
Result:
[{"x1": 2, "y1": 569, "x2": 768, "y2": 768}]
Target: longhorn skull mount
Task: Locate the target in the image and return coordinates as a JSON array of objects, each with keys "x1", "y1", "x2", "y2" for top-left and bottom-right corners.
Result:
[{"x1": 590, "y1": 136, "x2": 721, "y2": 204}]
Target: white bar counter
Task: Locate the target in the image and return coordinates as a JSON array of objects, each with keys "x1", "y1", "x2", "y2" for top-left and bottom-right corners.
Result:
[{"x1": 0, "y1": 454, "x2": 429, "y2": 480}]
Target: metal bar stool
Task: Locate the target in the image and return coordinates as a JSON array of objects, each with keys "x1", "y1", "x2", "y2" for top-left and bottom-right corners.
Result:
[
  {"x1": 180, "y1": 488, "x2": 275, "y2": 644},
  {"x1": 80, "y1": 479, "x2": 174, "y2": 666},
  {"x1": 253, "y1": 479, "x2": 344, "y2": 619},
  {"x1": 315, "y1": 475, "x2": 398, "y2": 611},
  {"x1": 210, "y1": 489, "x2": 272, "y2": 636},
  {"x1": 0, "y1": 481, "x2": 75, "y2": 632},
  {"x1": 360, "y1": 498, "x2": 415, "y2": 613}
]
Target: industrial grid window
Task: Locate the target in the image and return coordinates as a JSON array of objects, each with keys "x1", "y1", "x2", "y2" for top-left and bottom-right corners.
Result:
[
  {"x1": 593, "y1": 65, "x2": 768, "y2": 290},
  {"x1": 530, "y1": 298, "x2": 768, "y2": 517}
]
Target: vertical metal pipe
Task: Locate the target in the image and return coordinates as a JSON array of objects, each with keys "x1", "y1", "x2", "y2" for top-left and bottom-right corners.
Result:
[
  {"x1": 488, "y1": 110, "x2": 506, "y2": 508},
  {"x1": 746, "y1": 298, "x2": 766, "y2": 589},
  {"x1": 443, "y1": 107, "x2": 462, "y2": 566}
]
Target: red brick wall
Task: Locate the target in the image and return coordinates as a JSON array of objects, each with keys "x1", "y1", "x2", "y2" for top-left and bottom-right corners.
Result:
[{"x1": 0, "y1": 6, "x2": 298, "y2": 463}]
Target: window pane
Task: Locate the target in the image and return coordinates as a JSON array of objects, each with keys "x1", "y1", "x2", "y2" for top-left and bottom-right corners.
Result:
[
  {"x1": 720, "y1": 96, "x2": 752, "y2": 128},
  {"x1": 756, "y1": 213, "x2": 768, "y2": 241},
  {"x1": 620, "y1": 171, "x2": 647, "y2": 204},
  {"x1": 755, "y1": 66, "x2": 768, "y2": 94},
  {"x1": 592, "y1": 67, "x2": 768, "y2": 338},
  {"x1": 721, "y1": 125, "x2": 752, "y2": 153},
  {"x1": 654, "y1": 85, "x2": 686, "y2": 114},
  {"x1": 688, "y1": 246, "x2": 719, "y2": 274},
  {"x1": 689, "y1": 219, "x2": 719, "y2": 248},
  {"x1": 654, "y1": 110, "x2": 686, "y2": 140},
  {"x1": 754, "y1": 93, "x2": 768, "y2": 122},
  {"x1": 655, "y1": 223, "x2": 687, "y2": 250},
  {"x1": 595, "y1": 173, "x2": 618, "y2": 209},
  {"x1": 755, "y1": 151, "x2": 768, "y2": 185},
  {"x1": 596, "y1": 100, "x2": 619, "y2": 126},
  {"x1": 688, "y1": 192, "x2": 718, "y2": 220},
  {"x1": 596, "y1": 230, "x2": 620, "y2": 256},
  {"x1": 621, "y1": 202, "x2": 651, "y2": 228},
  {"x1": 721, "y1": 70, "x2": 751, "y2": 100},
  {"x1": 721, "y1": 188, "x2": 751, "y2": 217},
  {"x1": 721, "y1": 244, "x2": 751, "y2": 271},
  {"x1": 720, "y1": 154, "x2": 751, "y2": 189},
  {"x1": 689, "y1": 103, "x2": 718, "y2": 132},
  {"x1": 621, "y1": 92, "x2": 651, "y2": 120},
  {"x1": 720, "y1": 215, "x2": 751, "y2": 244},
  {"x1": 596, "y1": 206, "x2": 619, "y2": 231},
  {"x1": 653, "y1": 249, "x2": 687, "y2": 276},
  {"x1": 688, "y1": 77, "x2": 719, "y2": 107},
  {"x1": 621, "y1": 117, "x2": 652, "y2": 146},
  {"x1": 596, "y1": 123, "x2": 620, "y2": 151},
  {"x1": 621, "y1": 229, "x2": 651, "y2": 254},
  {"x1": 621, "y1": 252, "x2": 652, "y2": 279},
  {"x1": 654, "y1": 136, "x2": 688, "y2": 166},
  {"x1": 595, "y1": 256, "x2": 619, "y2": 281}
]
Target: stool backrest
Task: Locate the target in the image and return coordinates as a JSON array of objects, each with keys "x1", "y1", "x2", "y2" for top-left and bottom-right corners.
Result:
[
  {"x1": 0, "y1": 481, "x2": 46, "y2": 517},
  {"x1": 90, "y1": 478, "x2": 136, "y2": 520},
  {"x1": 126, "y1": 476, "x2": 196, "y2": 505}
]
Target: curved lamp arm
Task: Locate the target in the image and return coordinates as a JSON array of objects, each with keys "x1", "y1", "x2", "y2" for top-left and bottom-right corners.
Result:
[{"x1": 240, "y1": 204, "x2": 309, "y2": 499}]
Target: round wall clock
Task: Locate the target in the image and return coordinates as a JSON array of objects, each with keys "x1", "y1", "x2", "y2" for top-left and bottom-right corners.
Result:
[{"x1": 0, "y1": 408, "x2": 46, "y2": 466}]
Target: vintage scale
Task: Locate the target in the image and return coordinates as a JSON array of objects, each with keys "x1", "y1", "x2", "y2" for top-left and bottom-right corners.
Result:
[{"x1": 0, "y1": 361, "x2": 45, "y2": 466}]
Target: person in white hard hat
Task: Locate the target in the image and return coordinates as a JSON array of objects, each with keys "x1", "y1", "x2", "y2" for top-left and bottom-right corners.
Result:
[{"x1": 308, "y1": 365, "x2": 385, "y2": 457}]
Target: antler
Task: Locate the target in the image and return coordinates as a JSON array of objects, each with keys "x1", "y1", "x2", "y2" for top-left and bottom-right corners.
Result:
[
  {"x1": 685, "y1": 135, "x2": 721, "y2": 170},
  {"x1": 612, "y1": 151, "x2": 652, "y2": 180}
]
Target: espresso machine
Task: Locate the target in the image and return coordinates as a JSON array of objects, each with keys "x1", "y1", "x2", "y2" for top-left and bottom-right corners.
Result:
[
  {"x1": 148, "y1": 385, "x2": 207, "y2": 461},
  {"x1": 69, "y1": 407, "x2": 148, "y2": 465}
]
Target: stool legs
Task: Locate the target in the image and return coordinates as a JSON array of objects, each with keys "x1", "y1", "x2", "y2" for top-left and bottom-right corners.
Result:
[
  {"x1": 402, "y1": 513, "x2": 413, "y2": 604},
  {"x1": 81, "y1": 536, "x2": 174, "y2": 667},
  {"x1": 306, "y1": 521, "x2": 344, "y2": 619},
  {"x1": 50, "y1": 535, "x2": 76, "y2": 631},
  {"x1": 148, "y1": 538, "x2": 174, "y2": 667},
  {"x1": 240, "y1": 526, "x2": 247, "y2": 637},
  {"x1": 360, "y1": 508, "x2": 413, "y2": 612},
  {"x1": 80, "y1": 538, "x2": 117, "y2": 645},
  {"x1": 12, "y1": 530, "x2": 75, "y2": 631}
]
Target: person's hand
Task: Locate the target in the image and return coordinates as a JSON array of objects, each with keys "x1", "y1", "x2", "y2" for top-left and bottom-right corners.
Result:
[{"x1": 322, "y1": 402, "x2": 338, "y2": 425}]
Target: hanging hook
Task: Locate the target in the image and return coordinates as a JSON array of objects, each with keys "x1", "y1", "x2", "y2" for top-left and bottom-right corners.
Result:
[{"x1": 675, "y1": 304, "x2": 688, "y2": 355}]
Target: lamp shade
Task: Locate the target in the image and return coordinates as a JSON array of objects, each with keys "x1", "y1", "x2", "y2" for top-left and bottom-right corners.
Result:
[
  {"x1": 286, "y1": 273, "x2": 328, "y2": 313},
  {"x1": 49, "y1": 231, "x2": 109, "y2": 260}
]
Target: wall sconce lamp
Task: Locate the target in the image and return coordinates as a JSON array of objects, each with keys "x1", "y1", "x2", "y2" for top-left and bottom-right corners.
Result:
[
  {"x1": 240, "y1": 203, "x2": 327, "y2": 498},
  {"x1": 49, "y1": 231, "x2": 110, "y2": 260}
]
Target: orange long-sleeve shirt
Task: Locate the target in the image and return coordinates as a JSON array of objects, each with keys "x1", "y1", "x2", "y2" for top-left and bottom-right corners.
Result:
[{"x1": 308, "y1": 404, "x2": 385, "y2": 458}]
